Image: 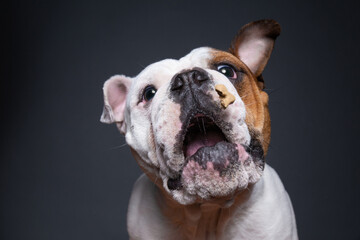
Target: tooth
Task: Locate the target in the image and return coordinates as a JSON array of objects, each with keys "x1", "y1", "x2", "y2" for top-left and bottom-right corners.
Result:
[{"x1": 215, "y1": 84, "x2": 236, "y2": 109}]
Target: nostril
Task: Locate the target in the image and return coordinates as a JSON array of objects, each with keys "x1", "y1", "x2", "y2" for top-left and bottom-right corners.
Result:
[
  {"x1": 171, "y1": 76, "x2": 184, "y2": 91},
  {"x1": 170, "y1": 68, "x2": 210, "y2": 93},
  {"x1": 194, "y1": 70, "x2": 208, "y2": 82}
]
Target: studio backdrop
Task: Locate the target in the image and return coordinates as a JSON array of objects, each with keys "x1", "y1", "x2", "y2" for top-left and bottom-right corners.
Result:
[{"x1": 1, "y1": 0, "x2": 359, "y2": 239}]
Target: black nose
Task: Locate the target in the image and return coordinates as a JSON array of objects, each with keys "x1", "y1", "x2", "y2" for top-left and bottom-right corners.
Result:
[{"x1": 170, "y1": 68, "x2": 210, "y2": 91}]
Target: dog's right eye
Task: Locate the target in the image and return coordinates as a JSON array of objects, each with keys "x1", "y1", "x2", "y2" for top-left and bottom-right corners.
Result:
[
  {"x1": 217, "y1": 64, "x2": 237, "y2": 79},
  {"x1": 143, "y1": 85, "x2": 157, "y2": 102}
]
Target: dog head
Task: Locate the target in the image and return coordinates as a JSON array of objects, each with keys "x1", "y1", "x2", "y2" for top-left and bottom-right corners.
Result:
[{"x1": 101, "y1": 20, "x2": 280, "y2": 205}]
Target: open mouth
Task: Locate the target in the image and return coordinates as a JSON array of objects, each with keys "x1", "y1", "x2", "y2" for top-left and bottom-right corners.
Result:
[
  {"x1": 181, "y1": 114, "x2": 239, "y2": 171},
  {"x1": 166, "y1": 113, "x2": 264, "y2": 198},
  {"x1": 167, "y1": 114, "x2": 241, "y2": 191},
  {"x1": 183, "y1": 114, "x2": 228, "y2": 158}
]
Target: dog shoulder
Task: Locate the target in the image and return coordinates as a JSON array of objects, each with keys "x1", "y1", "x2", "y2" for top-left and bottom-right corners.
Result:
[
  {"x1": 127, "y1": 174, "x2": 175, "y2": 239},
  {"x1": 127, "y1": 174, "x2": 156, "y2": 239},
  {"x1": 224, "y1": 165, "x2": 297, "y2": 239},
  {"x1": 249, "y1": 165, "x2": 298, "y2": 239}
]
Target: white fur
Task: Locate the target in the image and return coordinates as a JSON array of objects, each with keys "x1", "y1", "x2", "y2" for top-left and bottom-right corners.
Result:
[{"x1": 128, "y1": 165, "x2": 298, "y2": 240}]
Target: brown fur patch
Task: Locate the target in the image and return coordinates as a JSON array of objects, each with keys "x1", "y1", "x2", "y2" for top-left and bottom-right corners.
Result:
[{"x1": 209, "y1": 50, "x2": 271, "y2": 155}]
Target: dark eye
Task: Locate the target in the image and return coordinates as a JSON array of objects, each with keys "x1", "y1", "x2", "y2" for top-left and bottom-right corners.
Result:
[
  {"x1": 217, "y1": 64, "x2": 237, "y2": 79},
  {"x1": 143, "y1": 85, "x2": 157, "y2": 102}
]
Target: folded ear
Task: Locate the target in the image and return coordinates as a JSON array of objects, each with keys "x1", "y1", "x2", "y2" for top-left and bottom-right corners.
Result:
[
  {"x1": 100, "y1": 75, "x2": 132, "y2": 129},
  {"x1": 229, "y1": 19, "x2": 281, "y2": 77}
]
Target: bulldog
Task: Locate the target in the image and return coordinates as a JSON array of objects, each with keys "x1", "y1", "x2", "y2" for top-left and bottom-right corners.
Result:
[{"x1": 100, "y1": 19, "x2": 298, "y2": 240}]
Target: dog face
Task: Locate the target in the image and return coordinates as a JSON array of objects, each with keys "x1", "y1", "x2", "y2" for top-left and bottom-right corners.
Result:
[{"x1": 101, "y1": 20, "x2": 280, "y2": 204}]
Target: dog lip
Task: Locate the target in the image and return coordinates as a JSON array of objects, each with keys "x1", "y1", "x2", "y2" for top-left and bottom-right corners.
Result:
[
  {"x1": 168, "y1": 140, "x2": 235, "y2": 192},
  {"x1": 167, "y1": 175, "x2": 183, "y2": 191},
  {"x1": 243, "y1": 138, "x2": 265, "y2": 169}
]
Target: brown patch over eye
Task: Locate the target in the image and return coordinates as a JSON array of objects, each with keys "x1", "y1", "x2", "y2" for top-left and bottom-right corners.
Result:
[
  {"x1": 210, "y1": 50, "x2": 247, "y2": 72},
  {"x1": 209, "y1": 50, "x2": 250, "y2": 88},
  {"x1": 209, "y1": 49, "x2": 265, "y2": 90}
]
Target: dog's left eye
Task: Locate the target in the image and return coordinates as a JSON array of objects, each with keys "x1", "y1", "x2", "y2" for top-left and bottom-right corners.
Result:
[
  {"x1": 143, "y1": 85, "x2": 157, "y2": 102},
  {"x1": 217, "y1": 64, "x2": 237, "y2": 79}
]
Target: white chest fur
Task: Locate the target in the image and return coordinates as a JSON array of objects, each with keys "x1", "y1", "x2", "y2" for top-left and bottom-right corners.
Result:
[{"x1": 127, "y1": 164, "x2": 298, "y2": 240}]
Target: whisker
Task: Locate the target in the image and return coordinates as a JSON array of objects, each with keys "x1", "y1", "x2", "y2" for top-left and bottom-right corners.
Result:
[
  {"x1": 137, "y1": 63, "x2": 146, "y2": 70},
  {"x1": 265, "y1": 86, "x2": 284, "y2": 95},
  {"x1": 196, "y1": 117, "x2": 202, "y2": 133},
  {"x1": 201, "y1": 117, "x2": 207, "y2": 143},
  {"x1": 244, "y1": 102, "x2": 256, "y2": 107},
  {"x1": 108, "y1": 142, "x2": 128, "y2": 150}
]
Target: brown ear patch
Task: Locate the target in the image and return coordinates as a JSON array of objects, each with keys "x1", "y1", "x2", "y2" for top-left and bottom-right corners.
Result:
[
  {"x1": 229, "y1": 19, "x2": 281, "y2": 77},
  {"x1": 230, "y1": 19, "x2": 281, "y2": 53}
]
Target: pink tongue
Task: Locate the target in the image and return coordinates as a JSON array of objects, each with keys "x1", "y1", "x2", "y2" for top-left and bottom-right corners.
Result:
[{"x1": 185, "y1": 130, "x2": 225, "y2": 157}]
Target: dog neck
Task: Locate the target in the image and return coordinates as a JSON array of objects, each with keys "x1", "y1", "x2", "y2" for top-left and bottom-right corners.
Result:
[
  {"x1": 131, "y1": 148, "x2": 257, "y2": 239},
  {"x1": 127, "y1": 165, "x2": 297, "y2": 240},
  {"x1": 156, "y1": 184, "x2": 254, "y2": 240}
]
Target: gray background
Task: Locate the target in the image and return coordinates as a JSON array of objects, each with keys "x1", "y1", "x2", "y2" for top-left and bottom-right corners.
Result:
[{"x1": 2, "y1": 0, "x2": 359, "y2": 239}]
